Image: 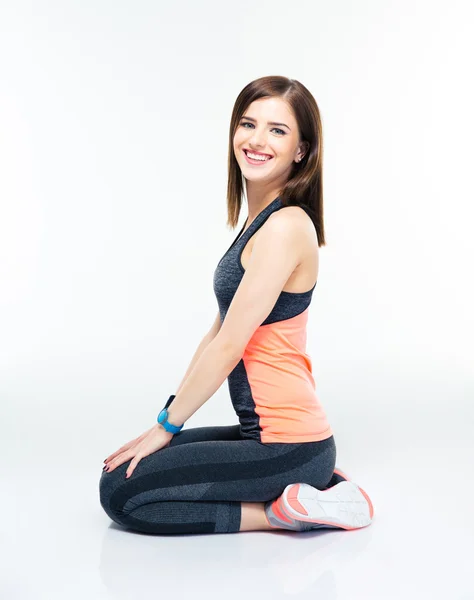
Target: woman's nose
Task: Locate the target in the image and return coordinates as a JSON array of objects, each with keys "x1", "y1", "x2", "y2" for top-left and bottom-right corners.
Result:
[{"x1": 248, "y1": 129, "x2": 266, "y2": 148}]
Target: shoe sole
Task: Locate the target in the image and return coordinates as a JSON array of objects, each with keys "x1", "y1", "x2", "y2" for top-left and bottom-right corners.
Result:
[
  {"x1": 329, "y1": 467, "x2": 374, "y2": 521},
  {"x1": 280, "y1": 481, "x2": 374, "y2": 530}
]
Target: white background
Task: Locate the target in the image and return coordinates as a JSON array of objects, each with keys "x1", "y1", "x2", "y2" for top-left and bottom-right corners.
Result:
[{"x1": 1, "y1": 1, "x2": 473, "y2": 599}]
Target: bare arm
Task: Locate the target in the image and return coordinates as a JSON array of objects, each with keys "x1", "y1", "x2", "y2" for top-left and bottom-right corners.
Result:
[
  {"x1": 174, "y1": 311, "x2": 222, "y2": 395},
  {"x1": 164, "y1": 210, "x2": 305, "y2": 429}
]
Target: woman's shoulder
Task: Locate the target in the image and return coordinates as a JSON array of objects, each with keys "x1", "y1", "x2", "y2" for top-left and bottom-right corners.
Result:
[{"x1": 266, "y1": 204, "x2": 319, "y2": 246}]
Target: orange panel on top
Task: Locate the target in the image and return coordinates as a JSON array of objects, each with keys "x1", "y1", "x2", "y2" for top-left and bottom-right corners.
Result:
[{"x1": 243, "y1": 308, "x2": 333, "y2": 443}]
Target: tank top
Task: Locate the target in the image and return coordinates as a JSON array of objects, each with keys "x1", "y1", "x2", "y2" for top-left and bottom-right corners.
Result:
[{"x1": 213, "y1": 196, "x2": 333, "y2": 443}]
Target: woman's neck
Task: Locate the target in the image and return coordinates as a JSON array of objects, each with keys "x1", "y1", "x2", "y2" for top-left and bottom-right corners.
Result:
[{"x1": 245, "y1": 184, "x2": 282, "y2": 222}]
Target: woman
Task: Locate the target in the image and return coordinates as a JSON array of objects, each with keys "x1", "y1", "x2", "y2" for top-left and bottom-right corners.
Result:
[{"x1": 99, "y1": 75, "x2": 374, "y2": 534}]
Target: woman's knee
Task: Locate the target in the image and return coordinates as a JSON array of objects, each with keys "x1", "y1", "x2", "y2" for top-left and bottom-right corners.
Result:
[{"x1": 99, "y1": 467, "x2": 128, "y2": 524}]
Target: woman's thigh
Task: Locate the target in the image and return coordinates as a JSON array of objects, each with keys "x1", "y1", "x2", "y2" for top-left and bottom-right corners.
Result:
[
  {"x1": 167, "y1": 424, "x2": 242, "y2": 447},
  {"x1": 99, "y1": 434, "x2": 336, "y2": 521}
]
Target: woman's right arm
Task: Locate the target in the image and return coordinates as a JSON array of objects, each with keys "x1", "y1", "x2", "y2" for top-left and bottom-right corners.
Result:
[{"x1": 174, "y1": 311, "x2": 222, "y2": 395}]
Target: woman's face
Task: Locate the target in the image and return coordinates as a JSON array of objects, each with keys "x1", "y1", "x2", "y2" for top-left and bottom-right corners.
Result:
[{"x1": 233, "y1": 96, "x2": 308, "y2": 185}]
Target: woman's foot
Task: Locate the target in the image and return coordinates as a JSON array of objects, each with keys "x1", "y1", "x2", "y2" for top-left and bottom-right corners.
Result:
[{"x1": 265, "y1": 480, "x2": 374, "y2": 532}]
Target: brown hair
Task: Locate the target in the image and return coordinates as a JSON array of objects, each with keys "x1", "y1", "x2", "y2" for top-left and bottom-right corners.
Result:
[{"x1": 226, "y1": 75, "x2": 326, "y2": 247}]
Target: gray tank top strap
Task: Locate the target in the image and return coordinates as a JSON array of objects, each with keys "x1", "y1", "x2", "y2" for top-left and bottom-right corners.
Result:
[
  {"x1": 231, "y1": 197, "x2": 283, "y2": 249},
  {"x1": 217, "y1": 197, "x2": 283, "y2": 267}
]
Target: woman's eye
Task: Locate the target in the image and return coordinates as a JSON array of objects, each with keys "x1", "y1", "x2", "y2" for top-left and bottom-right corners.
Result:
[{"x1": 240, "y1": 122, "x2": 285, "y2": 135}]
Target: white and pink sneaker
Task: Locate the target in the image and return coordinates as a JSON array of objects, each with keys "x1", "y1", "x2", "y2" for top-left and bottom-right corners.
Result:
[{"x1": 265, "y1": 469, "x2": 374, "y2": 532}]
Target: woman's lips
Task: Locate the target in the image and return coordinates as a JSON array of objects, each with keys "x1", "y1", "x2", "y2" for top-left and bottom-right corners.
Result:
[{"x1": 243, "y1": 149, "x2": 273, "y2": 166}]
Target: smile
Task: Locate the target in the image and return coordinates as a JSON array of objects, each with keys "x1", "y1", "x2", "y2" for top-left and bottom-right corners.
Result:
[{"x1": 243, "y1": 149, "x2": 273, "y2": 165}]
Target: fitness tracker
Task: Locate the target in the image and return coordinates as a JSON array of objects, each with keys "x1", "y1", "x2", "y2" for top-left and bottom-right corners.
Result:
[{"x1": 157, "y1": 394, "x2": 184, "y2": 434}]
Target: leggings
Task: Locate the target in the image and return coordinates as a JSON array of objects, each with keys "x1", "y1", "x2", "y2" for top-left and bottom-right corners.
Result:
[{"x1": 99, "y1": 424, "x2": 337, "y2": 535}]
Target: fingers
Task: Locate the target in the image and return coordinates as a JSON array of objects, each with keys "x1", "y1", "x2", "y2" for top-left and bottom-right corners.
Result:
[
  {"x1": 103, "y1": 448, "x2": 136, "y2": 474},
  {"x1": 104, "y1": 443, "x2": 135, "y2": 464},
  {"x1": 125, "y1": 452, "x2": 145, "y2": 479},
  {"x1": 103, "y1": 448, "x2": 146, "y2": 480},
  {"x1": 104, "y1": 427, "x2": 154, "y2": 464},
  {"x1": 103, "y1": 425, "x2": 167, "y2": 478}
]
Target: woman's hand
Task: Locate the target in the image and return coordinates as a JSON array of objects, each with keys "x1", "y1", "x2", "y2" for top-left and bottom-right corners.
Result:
[{"x1": 103, "y1": 424, "x2": 174, "y2": 479}]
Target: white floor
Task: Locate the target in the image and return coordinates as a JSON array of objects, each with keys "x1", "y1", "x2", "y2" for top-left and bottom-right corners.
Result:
[{"x1": 2, "y1": 369, "x2": 473, "y2": 600}]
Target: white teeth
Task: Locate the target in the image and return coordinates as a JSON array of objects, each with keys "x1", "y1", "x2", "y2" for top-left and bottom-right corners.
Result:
[{"x1": 246, "y1": 151, "x2": 270, "y2": 161}]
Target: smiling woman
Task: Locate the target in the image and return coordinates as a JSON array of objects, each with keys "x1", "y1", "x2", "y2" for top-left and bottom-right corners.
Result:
[{"x1": 99, "y1": 75, "x2": 374, "y2": 535}]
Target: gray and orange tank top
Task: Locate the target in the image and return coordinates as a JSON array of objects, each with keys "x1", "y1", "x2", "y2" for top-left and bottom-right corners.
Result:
[{"x1": 213, "y1": 196, "x2": 333, "y2": 444}]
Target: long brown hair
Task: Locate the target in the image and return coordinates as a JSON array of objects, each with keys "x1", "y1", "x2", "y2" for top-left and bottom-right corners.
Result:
[{"x1": 226, "y1": 75, "x2": 326, "y2": 247}]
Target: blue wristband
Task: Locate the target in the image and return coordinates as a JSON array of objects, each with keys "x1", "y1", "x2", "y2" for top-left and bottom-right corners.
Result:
[{"x1": 157, "y1": 395, "x2": 183, "y2": 434}]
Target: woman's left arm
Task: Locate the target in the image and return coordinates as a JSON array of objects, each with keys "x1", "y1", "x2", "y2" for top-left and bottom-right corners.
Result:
[{"x1": 166, "y1": 210, "x2": 305, "y2": 427}]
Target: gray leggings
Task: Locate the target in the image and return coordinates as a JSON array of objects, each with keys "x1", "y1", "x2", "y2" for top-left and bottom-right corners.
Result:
[{"x1": 99, "y1": 424, "x2": 336, "y2": 534}]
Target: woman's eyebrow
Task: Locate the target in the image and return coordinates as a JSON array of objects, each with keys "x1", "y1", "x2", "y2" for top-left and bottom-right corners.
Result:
[{"x1": 241, "y1": 115, "x2": 291, "y2": 131}]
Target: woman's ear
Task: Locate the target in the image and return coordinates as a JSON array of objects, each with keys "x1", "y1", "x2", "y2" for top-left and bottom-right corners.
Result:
[
  {"x1": 301, "y1": 140, "x2": 310, "y2": 158},
  {"x1": 296, "y1": 140, "x2": 310, "y2": 162}
]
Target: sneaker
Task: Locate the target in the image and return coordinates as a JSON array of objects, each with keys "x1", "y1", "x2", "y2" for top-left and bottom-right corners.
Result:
[{"x1": 279, "y1": 480, "x2": 374, "y2": 531}]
